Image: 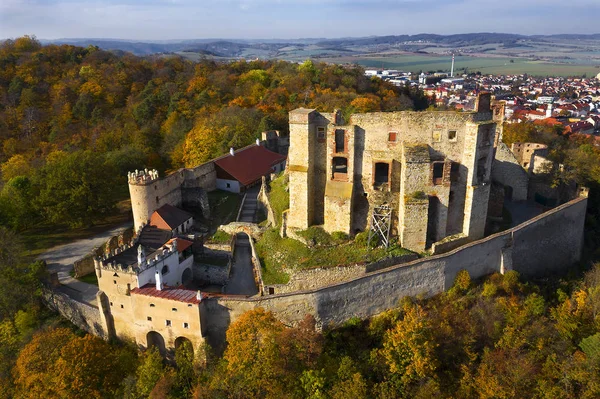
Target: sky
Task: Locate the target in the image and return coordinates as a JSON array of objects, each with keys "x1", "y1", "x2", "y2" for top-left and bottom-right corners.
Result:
[{"x1": 1, "y1": 0, "x2": 599, "y2": 40}]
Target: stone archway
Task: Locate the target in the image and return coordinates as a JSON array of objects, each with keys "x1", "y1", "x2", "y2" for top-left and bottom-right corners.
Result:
[
  {"x1": 146, "y1": 331, "x2": 166, "y2": 356},
  {"x1": 182, "y1": 267, "x2": 193, "y2": 287},
  {"x1": 174, "y1": 336, "x2": 194, "y2": 357}
]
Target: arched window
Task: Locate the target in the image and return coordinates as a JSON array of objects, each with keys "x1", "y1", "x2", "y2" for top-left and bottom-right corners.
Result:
[{"x1": 161, "y1": 265, "x2": 169, "y2": 275}]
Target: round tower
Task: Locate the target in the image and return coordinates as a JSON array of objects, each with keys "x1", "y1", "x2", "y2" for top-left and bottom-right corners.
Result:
[{"x1": 128, "y1": 169, "x2": 160, "y2": 232}]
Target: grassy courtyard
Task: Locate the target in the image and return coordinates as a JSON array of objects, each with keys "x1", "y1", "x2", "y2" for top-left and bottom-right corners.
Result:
[{"x1": 256, "y1": 174, "x2": 414, "y2": 285}]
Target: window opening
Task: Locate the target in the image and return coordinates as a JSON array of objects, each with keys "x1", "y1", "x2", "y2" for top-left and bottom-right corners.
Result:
[
  {"x1": 161, "y1": 265, "x2": 169, "y2": 275},
  {"x1": 448, "y1": 130, "x2": 457, "y2": 141},
  {"x1": 332, "y1": 157, "x2": 348, "y2": 180},
  {"x1": 335, "y1": 129, "x2": 346, "y2": 153},
  {"x1": 388, "y1": 132, "x2": 397, "y2": 142},
  {"x1": 374, "y1": 162, "x2": 390, "y2": 189},
  {"x1": 183, "y1": 322, "x2": 189, "y2": 329},
  {"x1": 166, "y1": 320, "x2": 171, "y2": 327},
  {"x1": 317, "y1": 126, "x2": 326, "y2": 140},
  {"x1": 147, "y1": 316, "x2": 152, "y2": 321},
  {"x1": 433, "y1": 163, "x2": 444, "y2": 185}
]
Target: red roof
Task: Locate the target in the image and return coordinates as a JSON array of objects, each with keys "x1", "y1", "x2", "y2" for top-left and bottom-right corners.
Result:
[
  {"x1": 150, "y1": 204, "x2": 193, "y2": 230},
  {"x1": 214, "y1": 145, "x2": 286, "y2": 186},
  {"x1": 166, "y1": 238, "x2": 193, "y2": 252},
  {"x1": 131, "y1": 284, "x2": 201, "y2": 304}
]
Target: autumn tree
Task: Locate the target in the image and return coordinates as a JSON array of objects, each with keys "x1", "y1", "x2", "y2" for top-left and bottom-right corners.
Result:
[{"x1": 34, "y1": 150, "x2": 119, "y2": 227}]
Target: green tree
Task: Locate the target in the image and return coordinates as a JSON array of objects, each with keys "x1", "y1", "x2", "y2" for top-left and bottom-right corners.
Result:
[{"x1": 34, "y1": 150, "x2": 119, "y2": 227}]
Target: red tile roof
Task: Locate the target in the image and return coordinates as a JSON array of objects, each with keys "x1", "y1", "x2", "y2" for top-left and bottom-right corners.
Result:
[
  {"x1": 150, "y1": 204, "x2": 193, "y2": 230},
  {"x1": 214, "y1": 145, "x2": 286, "y2": 186},
  {"x1": 166, "y1": 238, "x2": 193, "y2": 252},
  {"x1": 131, "y1": 284, "x2": 201, "y2": 304}
]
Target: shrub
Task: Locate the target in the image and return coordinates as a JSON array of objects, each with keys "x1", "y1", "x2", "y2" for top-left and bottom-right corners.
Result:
[
  {"x1": 331, "y1": 231, "x2": 350, "y2": 243},
  {"x1": 298, "y1": 226, "x2": 333, "y2": 246}
]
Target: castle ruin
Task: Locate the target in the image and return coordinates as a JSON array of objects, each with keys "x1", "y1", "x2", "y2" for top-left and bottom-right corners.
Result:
[{"x1": 286, "y1": 93, "x2": 505, "y2": 252}]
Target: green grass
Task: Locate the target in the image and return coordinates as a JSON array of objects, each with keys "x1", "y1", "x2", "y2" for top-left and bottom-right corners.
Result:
[
  {"x1": 323, "y1": 54, "x2": 600, "y2": 77},
  {"x1": 268, "y1": 174, "x2": 289, "y2": 226},
  {"x1": 256, "y1": 228, "x2": 415, "y2": 285},
  {"x1": 69, "y1": 270, "x2": 99, "y2": 285},
  {"x1": 206, "y1": 230, "x2": 232, "y2": 244}
]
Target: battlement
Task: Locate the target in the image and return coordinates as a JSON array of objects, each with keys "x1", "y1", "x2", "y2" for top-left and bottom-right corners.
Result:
[
  {"x1": 128, "y1": 169, "x2": 159, "y2": 185},
  {"x1": 96, "y1": 236, "x2": 178, "y2": 275}
]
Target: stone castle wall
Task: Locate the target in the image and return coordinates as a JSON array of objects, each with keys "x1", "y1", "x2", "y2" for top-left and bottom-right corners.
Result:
[
  {"x1": 43, "y1": 289, "x2": 105, "y2": 337},
  {"x1": 492, "y1": 143, "x2": 529, "y2": 201},
  {"x1": 48, "y1": 195, "x2": 587, "y2": 351},
  {"x1": 287, "y1": 102, "x2": 499, "y2": 252},
  {"x1": 129, "y1": 162, "x2": 217, "y2": 231},
  {"x1": 73, "y1": 227, "x2": 134, "y2": 278},
  {"x1": 202, "y1": 195, "x2": 587, "y2": 343}
]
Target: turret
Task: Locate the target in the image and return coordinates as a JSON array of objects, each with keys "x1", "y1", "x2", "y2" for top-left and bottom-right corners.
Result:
[
  {"x1": 137, "y1": 245, "x2": 146, "y2": 266},
  {"x1": 155, "y1": 268, "x2": 164, "y2": 291}
]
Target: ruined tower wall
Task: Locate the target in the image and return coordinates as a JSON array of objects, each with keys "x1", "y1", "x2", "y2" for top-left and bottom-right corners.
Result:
[
  {"x1": 287, "y1": 109, "x2": 316, "y2": 230},
  {"x1": 492, "y1": 143, "x2": 529, "y2": 201}
]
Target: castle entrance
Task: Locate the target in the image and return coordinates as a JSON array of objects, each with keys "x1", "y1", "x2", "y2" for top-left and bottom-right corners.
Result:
[
  {"x1": 174, "y1": 336, "x2": 194, "y2": 356},
  {"x1": 146, "y1": 331, "x2": 166, "y2": 356}
]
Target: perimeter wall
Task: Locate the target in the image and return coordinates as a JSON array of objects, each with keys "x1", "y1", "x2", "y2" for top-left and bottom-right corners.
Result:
[{"x1": 202, "y1": 196, "x2": 587, "y2": 342}]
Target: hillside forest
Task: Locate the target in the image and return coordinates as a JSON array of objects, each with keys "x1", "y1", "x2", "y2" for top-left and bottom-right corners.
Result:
[
  {"x1": 0, "y1": 35, "x2": 429, "y2": 229},
  {"x1": 2, "y1": 36, "x2": 600, "y2": 398}
]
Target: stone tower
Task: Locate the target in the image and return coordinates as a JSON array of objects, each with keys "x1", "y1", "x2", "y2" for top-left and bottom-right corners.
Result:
[{"x1": 286, "y1": 93, "x2": 499, "y2": 252}]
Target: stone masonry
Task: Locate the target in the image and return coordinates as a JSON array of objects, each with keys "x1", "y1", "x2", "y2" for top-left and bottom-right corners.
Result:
[{"x1": 287, "y1": 93, "x2": 503, "y2": 252}]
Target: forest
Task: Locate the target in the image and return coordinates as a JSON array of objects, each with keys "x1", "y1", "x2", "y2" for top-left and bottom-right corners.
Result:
[
  {"x1": 2, "y1": 36, "x2": 600, "y2": 398},
  {"x1": 0, "y1": 35, "x2": 428, "y2": 230}
]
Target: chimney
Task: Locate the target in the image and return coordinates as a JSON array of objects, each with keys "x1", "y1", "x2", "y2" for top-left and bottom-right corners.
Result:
[
  {"x1": 196, "y1": 290, "x2": 203, "y2": 301},
  {"x1": 546, "y1": 104, "x2": 553, "y2": 118},
  {"x1": 230, "y1": 147, "x2": 235, "y2": 156},
  {"x1": 256, "y1": 138, "x2": 260, "y2": 146},
  {"x1": 155, "y1": 269, "x2": 163, "y2": 291}
]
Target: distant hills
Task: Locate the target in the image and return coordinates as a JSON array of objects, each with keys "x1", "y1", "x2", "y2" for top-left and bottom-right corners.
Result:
[{"x1": 29, "y1": 33, "x2": 600, "y2": 65}]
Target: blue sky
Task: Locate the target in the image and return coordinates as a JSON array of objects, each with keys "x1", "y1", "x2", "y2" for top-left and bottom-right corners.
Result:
[{"x1": 1, "y1": 0, "x2": 599, "y2": 40}]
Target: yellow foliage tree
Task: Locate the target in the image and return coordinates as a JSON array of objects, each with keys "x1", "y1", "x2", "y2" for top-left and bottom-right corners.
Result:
[{"x1": 1, "y1": 154, "x2": 31, "y2": 182}]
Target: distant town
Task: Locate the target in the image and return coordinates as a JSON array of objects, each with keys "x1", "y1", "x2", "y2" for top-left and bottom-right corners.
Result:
[{"x1": 366, "y1": 68, "x2": 600, "y2": 137}]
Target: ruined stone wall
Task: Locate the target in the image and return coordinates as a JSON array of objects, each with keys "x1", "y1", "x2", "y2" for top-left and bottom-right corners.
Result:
[
  {"x1": 287, "y1": 109, "x2": 316, "y2": 229},
  {"x1": 43, "y1": 289, "x2": 105, "y2": 337},
  {"x1": 492, "y1": 143, "x2": 529, "y2": 201},
  {"x1": 202, "y1": 196, "x2": 587, "y2": 339},
  {"x1": 288, "y1": 105, "x2": 498, "y2": 248},
  {"x1": 257, "y1": 178, "x2": 277, "y2": 227},
  {"x1": 273, "y1": 264, "x2": 367, "y2": 294}
]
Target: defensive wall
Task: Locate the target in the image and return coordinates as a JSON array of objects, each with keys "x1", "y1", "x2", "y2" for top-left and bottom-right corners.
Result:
[
  {"x1": 73, "y1": 227, "x2": 134, "y2": 278},
  {"x1": 201, "y1": 195, "x2": 587, "y2": 343},
  {"x1": 46, "y1": 194, "x2": 588, "y2": 349},
  {"x1": 42, "y1": 289, "x2": 106, "y2": 338},
  {"x1": 129, "y1": 162, "x2": 217, "y2": 231}
]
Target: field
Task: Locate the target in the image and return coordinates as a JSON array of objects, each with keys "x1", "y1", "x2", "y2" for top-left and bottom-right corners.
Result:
[{"x1": 321, "y1": 54, "x2": 600, "y2": 77}]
